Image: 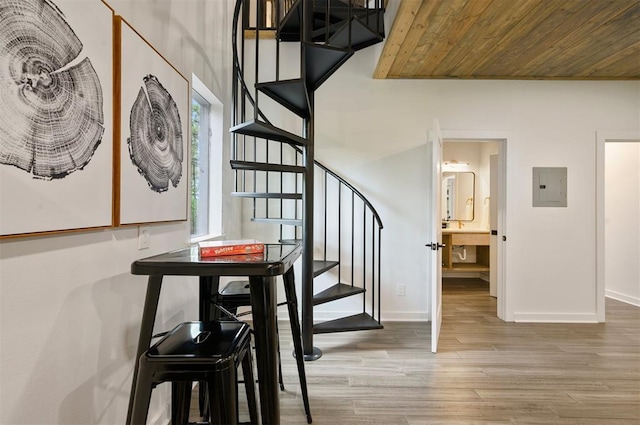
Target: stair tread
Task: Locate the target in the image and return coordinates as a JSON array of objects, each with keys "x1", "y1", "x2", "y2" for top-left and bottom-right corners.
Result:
[
  {"x1": 314, "y1": 283, "x2": 365, "y2": 305},
  {"x1": 279, "y1": 0, "x2": 366, "y2": 40},
  {"x1": 231, "y1": 120, "x2": 307, "y2": 146},
  {"x1": 310, "y1": 20, "x2": 345, "y2": 40},
  {"x1": 279, "y1": 239, "x2": 302, "y2": 245},
  {"x1": 314, "y1": 0, "x2": 368, "y2": 14},
  {"x1": 230, "y1": 160, "x2": 305, "y2": 174},
  {"x1": 313, "y1": 260, "x2": 339, "y2": 277},
  {"x1": 251, "y1": 217, "x2": 303, "y2": 226},
  {"x1": 278, "y1": 0, "x2": 302, "y2": 40},
  {"x1": 256, "y1": 79, "x2": 310, "y2": 118},
  {"x1": 232, "y1": 192, "x2": 302, "y2": 199},
  {"x1": 313, "y1": 313, "x2": 383, "y2": 334},
  {"x1": 304, "y1": 42, "x2": 354, "y2": 90},
  {"x1": 329, "y1": 16, "x2": 383, "y2": 50}
]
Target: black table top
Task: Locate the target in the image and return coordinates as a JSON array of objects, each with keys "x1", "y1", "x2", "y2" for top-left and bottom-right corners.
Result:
[{"x1": 131, "y1": 243, "x2": 302, "y2": 277}]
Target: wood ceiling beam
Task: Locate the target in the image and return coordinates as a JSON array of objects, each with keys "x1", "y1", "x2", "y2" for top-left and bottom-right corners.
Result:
[{"x1": 373, "y1": 0, "x2": 424, "y2": 79}]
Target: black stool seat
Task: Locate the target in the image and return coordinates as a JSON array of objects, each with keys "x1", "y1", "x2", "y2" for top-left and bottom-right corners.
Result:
[
  {"x1": 219, "y1": 280, "x2": 252, "y2": 305},
  {"x1": 130, "y1": 321, "x2": 258, "y2": 425}
]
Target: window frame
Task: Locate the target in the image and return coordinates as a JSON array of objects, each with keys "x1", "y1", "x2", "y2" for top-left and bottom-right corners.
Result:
[{"x1": 190, "y1": 75, "x2": 224, "y2": 242}]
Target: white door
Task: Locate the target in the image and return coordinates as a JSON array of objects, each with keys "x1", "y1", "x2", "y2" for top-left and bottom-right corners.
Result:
[
  {"x1": 489, "y1": 154, "x2": 498, "y2": 297},
  {"x1": 427, "y1": 120, "x2": 443, "y2": 353}
]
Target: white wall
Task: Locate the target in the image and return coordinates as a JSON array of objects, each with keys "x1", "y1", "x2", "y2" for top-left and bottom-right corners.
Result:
[
  {"x1": 605, "y1": 142, "x2": 640, "y2": 305},
  {"x1": 0, "y1": 1, "x2": 240, "y2": 424}
]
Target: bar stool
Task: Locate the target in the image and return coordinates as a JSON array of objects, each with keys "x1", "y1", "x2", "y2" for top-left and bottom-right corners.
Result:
[
  {"x1": 216, "y1": 279, "x2": 312, "y2": 423},
  {"x1": 217, "y1": 281, "x2": 285, "y2": 390},
  {"x1": 130, "y1": 320, "x2": 258, "y2": 425}
]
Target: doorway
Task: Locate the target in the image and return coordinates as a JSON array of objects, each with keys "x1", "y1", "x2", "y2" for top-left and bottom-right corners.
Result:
[
  {"x1": 440, "y1": 133, "x2": 507, "y2": 320},
  {"x1": 597, "y1": 134, "x2": 640, "y2": 316}
]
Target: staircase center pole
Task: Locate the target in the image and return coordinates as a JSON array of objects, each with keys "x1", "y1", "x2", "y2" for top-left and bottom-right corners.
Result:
[
  {"x1": 301, "y1": 92, "x2": 321, "y2": 361},
  {"x1": 301, "y1": 0, "x2": 321, "y2": 361}
]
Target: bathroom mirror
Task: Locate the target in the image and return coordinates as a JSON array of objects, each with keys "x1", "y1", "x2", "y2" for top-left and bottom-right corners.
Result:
[{"x1": 442, "y1": 172, "x2": 475, "y2": 221}]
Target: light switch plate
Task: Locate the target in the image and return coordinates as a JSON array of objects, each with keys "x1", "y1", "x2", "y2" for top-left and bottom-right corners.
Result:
[{"x1": 138, "y1": 226, "x2": 150, "y2": 250}]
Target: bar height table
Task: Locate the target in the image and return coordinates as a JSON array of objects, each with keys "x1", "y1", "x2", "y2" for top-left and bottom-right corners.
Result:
[{"x1": 126, "y1": 243, "x2": 303, "y2": 425}]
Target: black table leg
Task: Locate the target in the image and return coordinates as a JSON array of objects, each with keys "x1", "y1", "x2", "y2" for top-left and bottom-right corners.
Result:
[
  {"x1": 249, "y1": 275, "x2": 280, "y2": 425},
  {"x1": 199, "y1": 276, "x2": 221, "y2": 321},
  {"x1": 198, "y1": 276, "x2": 220, "y2": 418},
  {"x1": 126, "y1": 275, "x2": 163, "y2": 425},
  {"x1": 283, "y1": 267, "x2": 313, "y2": 423}
]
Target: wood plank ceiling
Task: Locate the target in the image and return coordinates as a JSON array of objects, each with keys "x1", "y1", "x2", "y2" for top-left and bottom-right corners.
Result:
[{"x1": 374, "y1": 0, "x2": 640, "y2": 80}]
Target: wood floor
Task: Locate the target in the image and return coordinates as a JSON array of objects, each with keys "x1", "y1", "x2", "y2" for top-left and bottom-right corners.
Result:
[{"x1": 200, "y1": 278, "x2": 640, "y2": 424}]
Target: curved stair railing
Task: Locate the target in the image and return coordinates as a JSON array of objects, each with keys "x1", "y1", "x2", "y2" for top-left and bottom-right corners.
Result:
[{"x1": 231, "y1": 0, "x2": 385, "y2": 358}]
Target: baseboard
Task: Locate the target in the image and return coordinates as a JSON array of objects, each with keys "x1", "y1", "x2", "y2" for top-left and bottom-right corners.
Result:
[
  {"x1": 606, "y1": 290, "x2": 640, "y2": 307},
  {"x1": 380, "y1": 311, "x2": 429, "y2": 322},
  {"x1": 513, "y1": 312, "x2": 599, "y2": 323}
]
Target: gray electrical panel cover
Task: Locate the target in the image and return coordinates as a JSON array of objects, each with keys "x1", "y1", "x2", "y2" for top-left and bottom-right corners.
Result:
[{"x1": 533, "y1": 167, "x2": 567, "y2": 207}]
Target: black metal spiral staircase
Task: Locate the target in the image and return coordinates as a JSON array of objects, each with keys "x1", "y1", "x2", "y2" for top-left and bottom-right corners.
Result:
[{"x1": 231, "y1": 0, "x2": 386, "y2": 359}]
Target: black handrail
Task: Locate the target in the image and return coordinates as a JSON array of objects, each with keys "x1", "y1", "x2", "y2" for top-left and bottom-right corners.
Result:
[
  {"x1": 232, "y1": 0, "x2": 383, "y2": 230},
  {"x1": 300, "y1": 146, "x2": 384, "y2": 230}
]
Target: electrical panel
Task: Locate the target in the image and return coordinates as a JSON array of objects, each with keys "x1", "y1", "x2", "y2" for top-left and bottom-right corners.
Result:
[{"x1": 532, "y1": 167, "x2": 567, "y2": 207}]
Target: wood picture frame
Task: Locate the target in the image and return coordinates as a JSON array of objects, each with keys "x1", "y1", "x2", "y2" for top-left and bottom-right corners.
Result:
[
  {"x1": 0, "y1": 0, "x2": 114, "y2": 239},
  {"x1": 114, "y1": 16, "x2": 189, "y2": 226}
]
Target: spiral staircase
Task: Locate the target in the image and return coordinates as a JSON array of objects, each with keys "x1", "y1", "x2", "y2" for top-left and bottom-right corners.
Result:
[{"x1": 231, "y1": 0, "x2": 386, "y2": 358}]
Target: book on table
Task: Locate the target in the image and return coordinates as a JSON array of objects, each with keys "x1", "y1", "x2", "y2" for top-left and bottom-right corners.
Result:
[{"x1": 198, "y1": 239, "x2": 265, "y2": 257}]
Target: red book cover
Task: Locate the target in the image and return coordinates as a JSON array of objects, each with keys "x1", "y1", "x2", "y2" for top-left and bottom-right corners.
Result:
[{"x1": 198, "y1": 239, "x2": 265, "y2": 257}]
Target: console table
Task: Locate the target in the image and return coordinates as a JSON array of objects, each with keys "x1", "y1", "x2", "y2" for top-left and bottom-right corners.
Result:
[{"x1": 126, "y1": 243, "x2": 303, "y2": 425}]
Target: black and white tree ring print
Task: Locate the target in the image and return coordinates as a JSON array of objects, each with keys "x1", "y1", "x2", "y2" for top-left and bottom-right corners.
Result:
[
  {"x1": 127, "y1": 74, "x2": 183, "y2": 193},
  {"x1": 0, "y1": 0, "x2": 104, "y2": 180}
]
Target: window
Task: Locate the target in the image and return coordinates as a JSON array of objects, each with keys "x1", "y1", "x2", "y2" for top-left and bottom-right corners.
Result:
[{"x1": 190, "y1": 75, "x2": 223, "y2": 240}]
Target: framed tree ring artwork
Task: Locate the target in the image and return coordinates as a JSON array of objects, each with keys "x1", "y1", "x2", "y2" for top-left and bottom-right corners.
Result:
[
  {"x1": 115, "y1": 16, "x2": 189, "y2": 225},
  {"x1": 0, "y1": 0, "x2": 114, "y2": 238}
]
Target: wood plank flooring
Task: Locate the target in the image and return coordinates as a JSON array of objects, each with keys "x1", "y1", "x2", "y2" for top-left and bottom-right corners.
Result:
[{"x1": 196, "y1": 278, "x2": 640, "y2": 424}]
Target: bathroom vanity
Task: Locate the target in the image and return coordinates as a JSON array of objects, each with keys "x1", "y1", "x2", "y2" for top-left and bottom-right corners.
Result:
[{"x1": 442, "y1": 229, "x2": 490, "y2": 272}]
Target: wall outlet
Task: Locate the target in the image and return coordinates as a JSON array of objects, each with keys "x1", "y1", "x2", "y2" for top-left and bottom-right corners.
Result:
[
  {"x1": 396, "y1": 284, "x2": 405, "y2": 296},
  {"x1": 138, "y1": 226, "x2": 150, "y2": 250}
]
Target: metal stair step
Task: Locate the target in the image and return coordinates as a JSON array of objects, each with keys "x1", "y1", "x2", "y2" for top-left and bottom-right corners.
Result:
[
  {"x1": 230, "y1": 160, "x2": 305, "y2": 174},
  {"x1": 304, "y1": 42, "x2": 354, "y2": 90},
  {"x1": 279, "y1": 238, "x2": 302, "y2": 245},
  {"x1": 256, "y1": 78, "x2": 310, "y2": 118},
  {"x1": 230, "y1": 120, "x2": 307, "y2": 146},
  {"x1": 313, "y1": 313, "x2": 383, "y2": 334},
  {"x1": 278, "y1": 0, "x2": 302, "y2": 41},
  {"x1": 313, "y1": 260, "x2": 339, "y2": 277},
  {"x1": 232, "y1": 192, "x2": 302, "y2": 199},
  {"x1": 251, "y1": 217, "x2": 303, "y2": 226},
  {"x1": 278, "y1": 0, "x2": 363, "y2": 41},
  {"x1": 363, "y1": 8, "x2": 386, "y2": 38},
  {"x1": 310, "y1": 20, "x2": 346, "y2": 40},
  {"x1": 313, "y1": 283, "x2": 365, "y2": 305},
  {"x1": 329, "y1": 15, "x2": 384, "y2": 50},
  {"x1": 313, "y1": 0, "x2": 369, "y2": 21}
]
